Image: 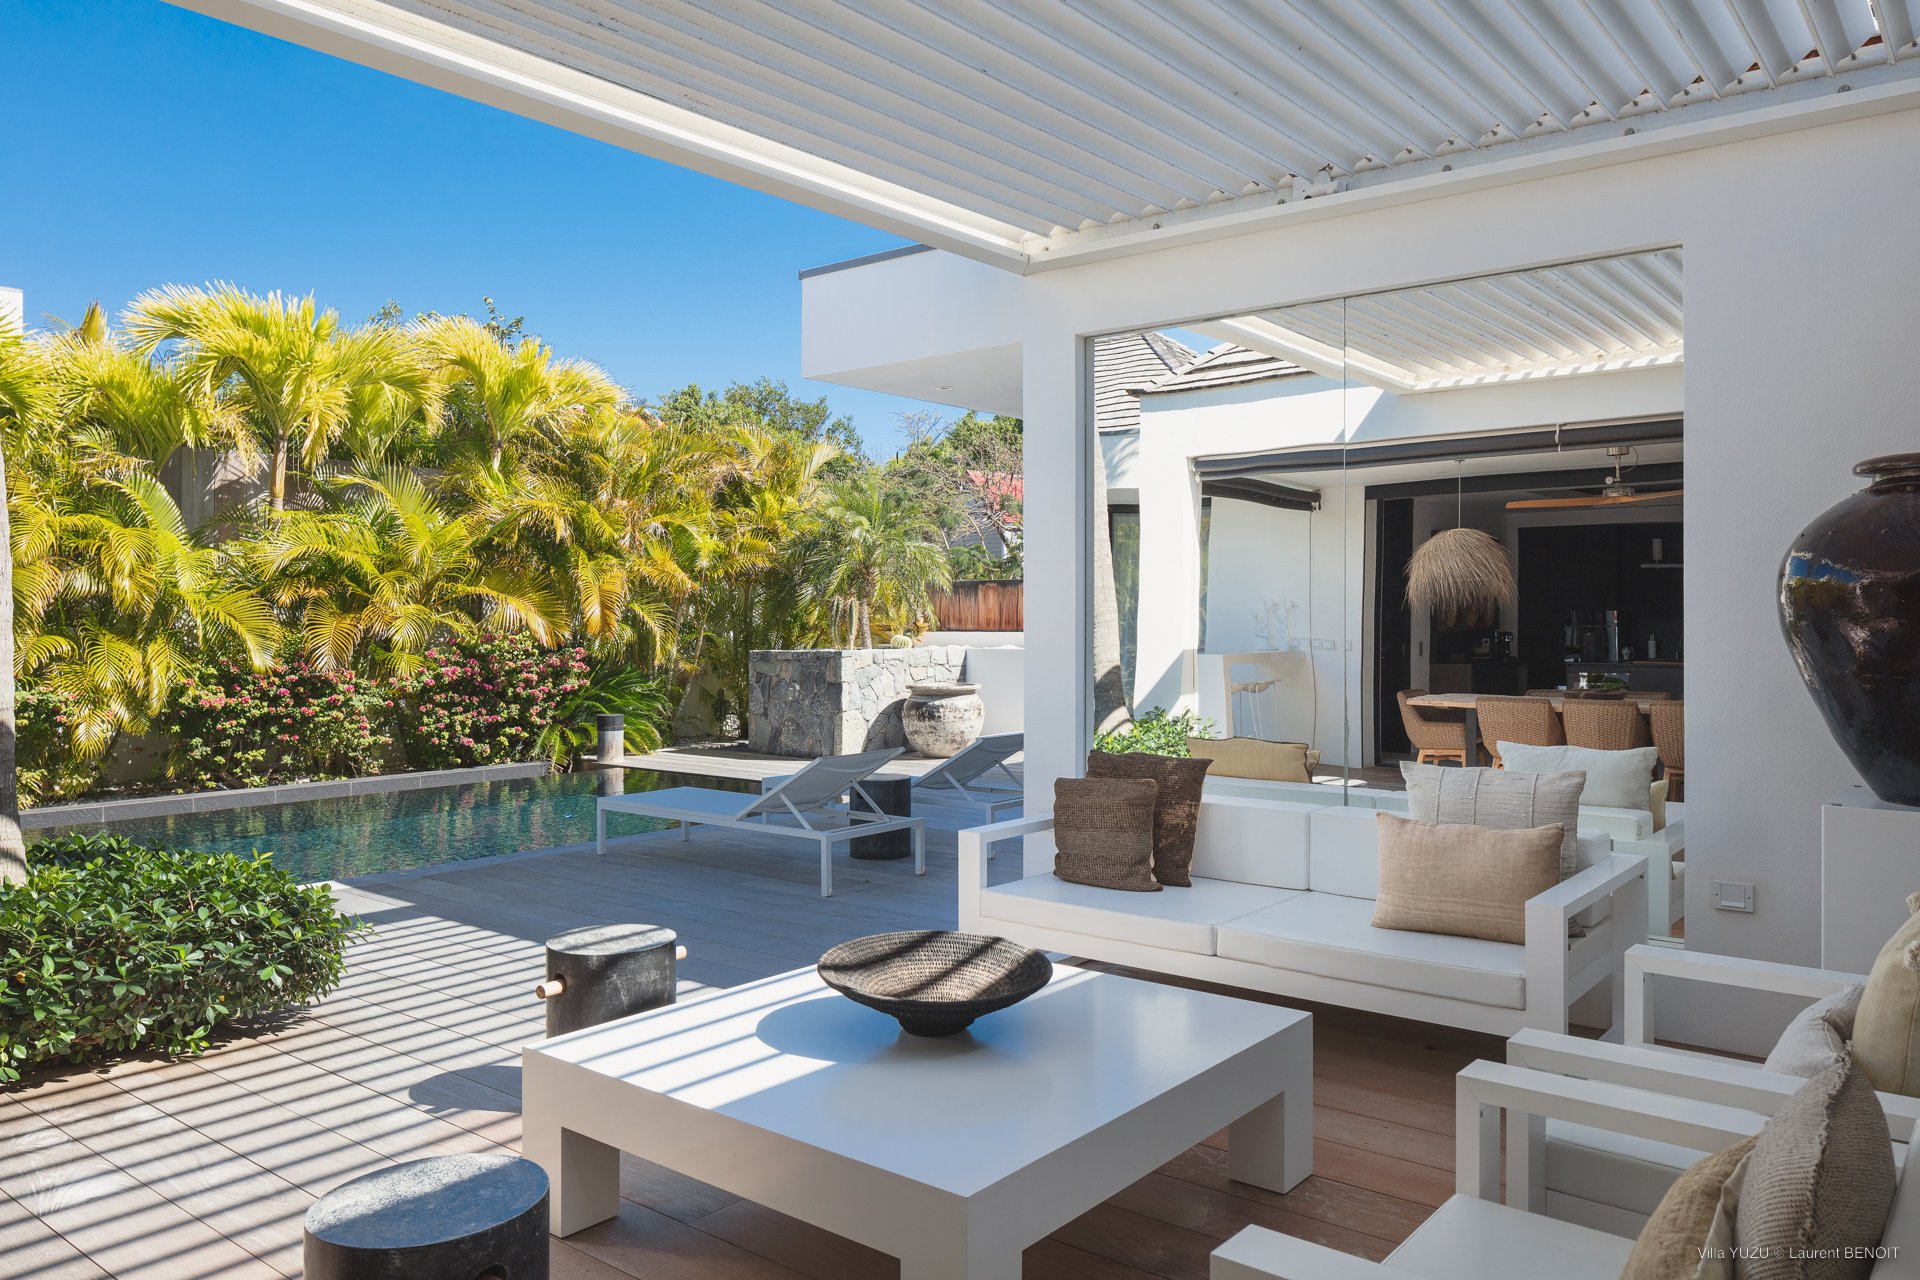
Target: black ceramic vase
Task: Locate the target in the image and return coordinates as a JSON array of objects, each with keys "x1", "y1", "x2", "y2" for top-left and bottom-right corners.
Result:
[{"x1": 1779, "y1": 454, "x2": 1920, "y2": 806}]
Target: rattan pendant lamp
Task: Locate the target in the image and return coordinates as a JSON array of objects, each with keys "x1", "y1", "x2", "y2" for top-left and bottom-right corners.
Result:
[{"x1": 1405, "y1": 461, "x2": 1514, "y2": 629}]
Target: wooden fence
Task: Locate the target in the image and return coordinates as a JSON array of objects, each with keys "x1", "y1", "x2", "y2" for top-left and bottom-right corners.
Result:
[{"x1": 931, "y1": 579, "x2": 1024, "y2": 632}]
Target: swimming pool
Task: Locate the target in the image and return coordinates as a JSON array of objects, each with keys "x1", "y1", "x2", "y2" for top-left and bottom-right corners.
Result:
[{"x1": 30, "y1": 768, "x2": 754, "y2": 883}]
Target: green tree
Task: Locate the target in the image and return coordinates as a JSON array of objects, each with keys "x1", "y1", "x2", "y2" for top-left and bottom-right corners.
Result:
[
  {"x1": 0, "y1": 323, "x2": 44, "y2": 880},
  {"x1": 415, "y1": 314, "x2": 619, "y2": 471},
  {"x1": 126, "y1": 283, "x2": 435, "y2": 509},
  {"x1": 804, "y1": 473, "x2": 952, "y2": 648}
]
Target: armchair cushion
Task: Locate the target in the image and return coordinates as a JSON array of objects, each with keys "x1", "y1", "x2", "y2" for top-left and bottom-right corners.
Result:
[
  {"x1": 1619, "y1": 1135, "x2": 1755, "y2": 1279},
  {"x1": 1855, "y1": 893, "x2": 1920, "y2": 1096},
  {"x1": 978, "y1": 875, "x2": 1300, "y2": 955},
  {"x1": 1051, "y1": 776, "x2": 1161, "y2": 892},
  {"x1": 1400, "y1": 761, "x2": 1584, "y2": 877},
  {"x1": 1372, "y1": 814, "x2": 1562, "y2": 945},
  {"x1": 1085, "y1": 751, "x2": 1211, "y2": 887},
  {"x1": 1763, "y1": 986, "x2": 1863, "y2": 1079},
  {"x1": 1734, "y1": 1054, "x2": 1895, "y2": 1280}
]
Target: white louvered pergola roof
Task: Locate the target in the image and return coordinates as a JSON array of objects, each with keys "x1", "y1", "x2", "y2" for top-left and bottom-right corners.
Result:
[
  {"x1": 1202, "y1": 249, "x2": 1684, "y2": 392},
  {"x1": 177, "y1": 1, "x2": 1920, "y2": 266}
]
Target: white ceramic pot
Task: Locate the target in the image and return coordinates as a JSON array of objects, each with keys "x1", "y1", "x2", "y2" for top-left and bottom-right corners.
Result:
[{"x1": 901, "y1": 682, "x2": 985, "y2": 758}]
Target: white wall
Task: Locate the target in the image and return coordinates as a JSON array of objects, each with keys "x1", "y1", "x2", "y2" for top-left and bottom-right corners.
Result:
[
  {"x1": 962, "y1": 646, "x2": 1025, "y2": 737},
  {"x1": 1014, "y1": 105, "x2": 1920, "y2": 1046},
  {"x1": 801, "y1": 249, "x2": 1025, "y2": 416}
]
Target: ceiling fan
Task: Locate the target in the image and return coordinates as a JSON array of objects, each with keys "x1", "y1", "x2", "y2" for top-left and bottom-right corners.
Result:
[{"x1": 1505, "y1": 447, "x2": 1684, "y2": 510}]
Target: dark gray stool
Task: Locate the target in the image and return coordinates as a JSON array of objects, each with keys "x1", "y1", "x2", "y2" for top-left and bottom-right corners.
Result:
[
  {"x1": 534, "y1": 923, "x2": 681, "y2": 1037},
  {"x1": 304, "y1": 1153, "x2": 547, "y2": 1280},
  {"x1": 850, "y1": 772, "x2": 912, "y2": 860}
]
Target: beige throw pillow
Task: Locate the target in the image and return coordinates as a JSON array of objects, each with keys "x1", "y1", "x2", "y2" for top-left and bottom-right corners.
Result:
[
  {"x1": 1051, "y1": 776, "x2": 1162, "y2": 893},
  {"x1": 1620, "y1": 1136, "x2": 1757, "y2": 1280},
  {"x1": 1186, "y1": 737, "x2": 1320, "y2": 782},
  {"x1": 1732, "y1": 1053, "x2": 1895, "y2": 1280},
  {"x1": 1764, "y1": 987, "x2": 1864, "y2": 1080},
  {"x1": 1652, "y1": 778, "x2": 1670, "y2": 832},
  {"x1": 1084, "y1": 752, "x2": 1211, "y2": 887},
  {"x1": 1370, "y1": 814, "x2": 1562, "y2": 945},
  {"x1": 1399, "y1": 761, "x2": 1585, "y2": 879},
  {"x1": 1851, "y1": 891, "x2": 1920, "y2": 1095}
]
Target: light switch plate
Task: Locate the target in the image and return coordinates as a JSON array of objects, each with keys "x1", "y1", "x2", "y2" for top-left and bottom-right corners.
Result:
[{"x1": 1713, "y1": 881, "x2": 1755, "y2": 912}]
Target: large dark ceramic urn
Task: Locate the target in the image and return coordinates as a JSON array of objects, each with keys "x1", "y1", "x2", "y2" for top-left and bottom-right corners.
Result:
[{"x1": 1779, "y1": 454, "x2": 1920, "y2": 806}]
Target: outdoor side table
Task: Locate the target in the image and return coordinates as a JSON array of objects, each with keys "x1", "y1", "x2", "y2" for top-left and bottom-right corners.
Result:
[
  {"x1": 535, "y1": 923, "x2": 681, "y2": 1037},
  {"x1": 304, "y1": 1153, "x2": 548, "y2": 1280},
  {"x1": 850, "y1": 772, "x2": 912, "y2": 860}
]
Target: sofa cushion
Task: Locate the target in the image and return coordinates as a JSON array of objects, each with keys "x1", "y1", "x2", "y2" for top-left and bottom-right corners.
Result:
[
  {"x1": 978, "y1": 875, "x2": 1301, "y2": 956},
  {"x1": 1189, "y1": 796, "x2": 1315, "y2": 889},
  {"x1": 1500, "y1": 742, "x2": 1658, "y2": 812},
  {"x1": 1400, "y1": 761, "x2": 1585, "y2": 878},
  {"x1": 1853, "y1": 892, "x2": 1920, "y2": 1096},
  {"x1": 1620, "y1": 1135, "x2": 1757, "y2": 1280},
  {"x1": 1052, "y1": 776, "x2": 1161, "y2": 892},
  {"x1": 1085, "y1": 751, "x2": 1211, "y2": 887},
  {"x1": 1185, "y1": 736, "x2": 1318, "y2": 782},
  {"x1": 1307, "y1": 805, "x2": 1387, "y2": 898},
  {"x1": 1764, "y1": 986, "x2": 1862, "y2": 1079},
  {"x1": 1215, "y1": 891, "x2": 1526, "y2": 1008},
  {"x1": 1371, "y1": 814, "x2": 1562, "y2": 945}
]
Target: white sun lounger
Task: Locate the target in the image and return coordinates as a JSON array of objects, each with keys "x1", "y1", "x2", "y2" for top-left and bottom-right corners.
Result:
[
  {"x1": 595, "y1": 748, "x2": 927, "y2": 897},
  {"x1": 912, "y1": 732, "x2": 1025, "y2": 821}
]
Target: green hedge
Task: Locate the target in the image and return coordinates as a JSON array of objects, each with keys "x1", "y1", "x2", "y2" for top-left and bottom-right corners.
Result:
[
  {"x1": 0, "y1": 833, "x2": 363, "y2": 1082},
  {"x1": 1093, "y1": 707, "x2": 1214, "y2": 757}
]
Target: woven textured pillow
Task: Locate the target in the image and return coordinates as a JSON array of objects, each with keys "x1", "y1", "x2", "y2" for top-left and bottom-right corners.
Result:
[
  {"x1": 1084, "y1": 751, "x2": 1211, "y2": 887},
  {"x1": 1399, "y1": 761, "x2": 1585, "y2": 879},
  {"x1": 1051, "y1": 776, "x2": 1161, "y2": 892},
  {"x1": 1763, "y1": 986, "x2": 1863, "y2": 1080},
  {"x1": 1370, "y1": 813, "x2": 1562, "y2": 945},
  {"x1": 1733, "y1": 1053, "x2": 1895, "y2": 1280},
  {"x1": 1852, "y1": 891, "x2": 1920, "y2": 1095},
  {"x1": 1184, "y1": 737, "x2": 1319, "y2": 782},
  {"x1": 1620, "y1": 1136, "x2": 1756, "y2": 1280}
]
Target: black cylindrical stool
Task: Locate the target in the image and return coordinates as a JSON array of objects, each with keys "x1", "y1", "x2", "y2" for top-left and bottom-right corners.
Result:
[
  {"x1": 595, "y1": 713, "x2": 625, "y2": 763},
  {"x1": 534, "y1": 923, "x2": 681, "y2": 1037},
  {"x1": 849, "y1": 773, "x2": 912, "y2": 860},
  {"x1": 304, "y1": 1152, "x2": 547, "y2": 1280}
]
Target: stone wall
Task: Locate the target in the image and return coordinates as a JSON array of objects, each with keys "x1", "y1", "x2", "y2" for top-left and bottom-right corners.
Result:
[{"x1": 748, "y1": 647, "x2": 966, "y2": 758}]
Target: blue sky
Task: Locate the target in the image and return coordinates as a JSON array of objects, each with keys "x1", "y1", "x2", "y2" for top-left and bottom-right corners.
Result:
[{"x1": 1, "y1": 0, "x2": 948, "y2": 456}]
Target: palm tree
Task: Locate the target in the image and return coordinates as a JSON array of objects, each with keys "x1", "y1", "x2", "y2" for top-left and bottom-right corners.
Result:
[
  {"x1": 126, "y1": 283, "x2": 435, "y2": 509},
  {"x1": 45, "y1": 302, "x2": 243, "y2": 469},
  {"x1": 804, "y1": 474, "x2": 952, "y2": 648},
  {"x1": 0, "y1": 322, "x2": 46, "y2": 882},
  {"x1": 254, "y1": 464, "x2": 562, "y2": 674},
  {"x1": 415, "y1": 315, "x2": 619, "y2": 471},
  {"x1": 17, "y1": 471, "x2": 279, "y2": 760}
]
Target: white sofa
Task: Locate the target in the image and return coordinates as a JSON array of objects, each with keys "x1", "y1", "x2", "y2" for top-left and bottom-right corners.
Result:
[
  {"x1": 959, "y1": 793, "x2": 1650, "y2": 1037},
  {"x1": 1204, "y1": 776, "x2": 1686, "y2": 934}
]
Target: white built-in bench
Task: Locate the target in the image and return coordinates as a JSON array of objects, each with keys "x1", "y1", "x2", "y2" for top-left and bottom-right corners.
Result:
[{"x1": 959, "y1": 792, "x2": 1649, "y2": 1037}]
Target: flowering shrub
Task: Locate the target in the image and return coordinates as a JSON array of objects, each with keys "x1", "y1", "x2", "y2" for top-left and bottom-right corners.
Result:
[
  {"x1": 393, "y1": 633, "x2": 588, "y2": 769},
  {"x1": 168, "y1": 662, "x2": 396, "y2": 789},
  {"x1": 15, "y1": 683, "x2": 97, "y2": 804}
]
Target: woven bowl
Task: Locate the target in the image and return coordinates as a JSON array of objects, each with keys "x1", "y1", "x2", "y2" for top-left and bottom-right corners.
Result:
[{"x1": 817, "y1": 930, "x2": 1053, "y2": 1037}]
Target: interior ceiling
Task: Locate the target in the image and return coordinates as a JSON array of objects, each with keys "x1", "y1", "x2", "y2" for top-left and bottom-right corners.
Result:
[
  {"x1": 1200, "y1": 249, "x2": 1684, "y2": 392},
  {"x1": 181, "y1": 1, "x2": 1920, "y2": 262}
]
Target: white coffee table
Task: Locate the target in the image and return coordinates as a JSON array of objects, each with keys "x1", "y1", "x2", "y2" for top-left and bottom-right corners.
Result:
[{"x1": 522, "y1": 964, "x2": 1311, "y2": 1280}]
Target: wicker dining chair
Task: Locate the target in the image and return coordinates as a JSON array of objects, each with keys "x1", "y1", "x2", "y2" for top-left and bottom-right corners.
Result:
[
  {"x1": 1649, "y1": 700, "x2": 1685, "y2": 799},
  {"x1": 1475, "y1": 695, "x2": 1564, "y2": 767},
  {"x1": 1562, "y1": 697, "x2": 1654, "y2": 751},
  {"x1": 1396, "y1": 689, "x2": 1479, "y2": 767}
]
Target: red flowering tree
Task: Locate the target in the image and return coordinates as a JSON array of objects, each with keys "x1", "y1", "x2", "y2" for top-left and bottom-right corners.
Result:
[{"x1": 392, "y1": 633, "x2": 587, "y2": 769}]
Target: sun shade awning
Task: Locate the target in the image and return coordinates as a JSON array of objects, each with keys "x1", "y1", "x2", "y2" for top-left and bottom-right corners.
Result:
[
  {"x1": 1193, "y1": 417, "x2": 1683, "y2": 479},
  {"x1": 177, "y1": 1, "x2": 1920, "y2": 265}
]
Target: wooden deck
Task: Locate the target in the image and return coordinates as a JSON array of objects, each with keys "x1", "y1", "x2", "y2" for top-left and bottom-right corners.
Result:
[{"x1": 1, "y1": 786, "x2": 1495, "y2": 1280}]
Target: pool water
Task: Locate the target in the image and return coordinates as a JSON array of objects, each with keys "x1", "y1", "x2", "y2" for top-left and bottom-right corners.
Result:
[{"x1": 33, "y1": 768, "x2": 755, "y2": 883}]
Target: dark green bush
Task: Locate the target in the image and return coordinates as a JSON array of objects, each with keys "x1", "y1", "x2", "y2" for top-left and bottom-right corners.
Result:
[
  {"x1": 1093, "y1": 706, "x2": 1215, "y2": 757},
  {"x1": 0, "y1": 832, "x2": 364, "y2": 1082}
]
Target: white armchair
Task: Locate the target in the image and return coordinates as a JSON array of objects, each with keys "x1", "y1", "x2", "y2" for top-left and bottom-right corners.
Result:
[
  {"x1": 1212, "y1": 1060, "x2": 1920, "y2": 1280},
  {"x1": 1496, "y1": 943, "x2": 1919, "y2": 1234}
]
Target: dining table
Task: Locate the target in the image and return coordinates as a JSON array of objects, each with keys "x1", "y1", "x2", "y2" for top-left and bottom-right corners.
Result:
[{"x1": 1406, "y1": 691, "x2": 1669, "y2": 762}]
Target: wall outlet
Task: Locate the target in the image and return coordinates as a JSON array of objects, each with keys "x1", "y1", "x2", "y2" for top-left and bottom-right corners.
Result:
[{"x1": 1713, "y1": 881, "x2": 1755, "y2": 913}]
